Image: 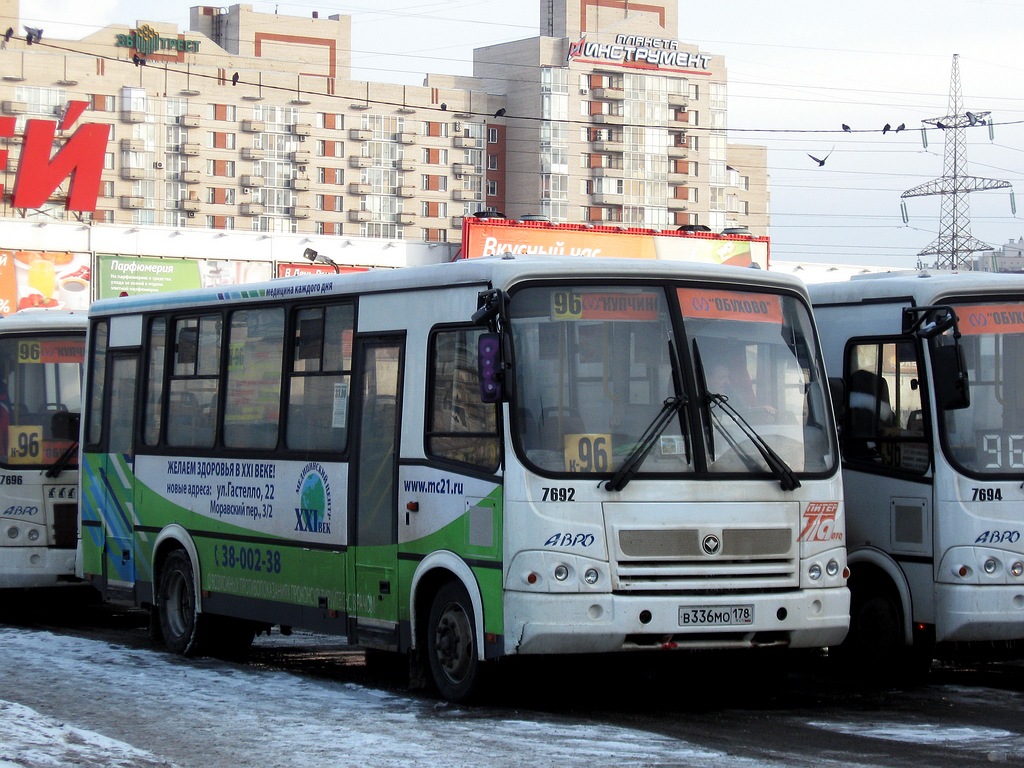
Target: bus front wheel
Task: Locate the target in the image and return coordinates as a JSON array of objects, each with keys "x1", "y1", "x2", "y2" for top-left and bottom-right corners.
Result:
[
  {"x1": 426, "y1": 581, "x2": 483, "y2": 703},
  {"x1": 158, "y1": 549, "x2": 206, "y2": 656}
]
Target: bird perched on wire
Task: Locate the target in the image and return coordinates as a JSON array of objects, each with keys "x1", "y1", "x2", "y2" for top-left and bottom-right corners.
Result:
[
  {"x1": 440, "y1": 102, "x2": 447, "y2": 111},
  {"x1": 807, "y1": 147, "x2": 834, "y2": 167},
  {"x1": 895, "y1": 123, "x2": 905, "y2": 132},
  {"x1": 494, "y1": 108, "x2": 506, "y2": 118},
  {"x1": 882, "y1": 123, "x2": 891, "y2": 134},
  {"x1": 841, "y1": 124, "x2": 852, "y2": 132},
  {"x1": 232, "y1": 72, "x2": 239, "y2": 86}
]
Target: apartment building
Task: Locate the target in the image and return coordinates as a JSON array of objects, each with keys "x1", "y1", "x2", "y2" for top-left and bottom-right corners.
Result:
[{"x1": 0, "y1": 0, "x2": 768, "y2": 242}]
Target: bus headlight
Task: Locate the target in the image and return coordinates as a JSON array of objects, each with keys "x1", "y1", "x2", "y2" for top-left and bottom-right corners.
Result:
[
  {"x1": 826, "y1": 559, "x2": 840, "y2": 577},
  {"x1": 553, "y1": 564, "x2": 569, "y2": 581},
  {"x1": 1012, "y1": 561, "x2": 1024, "y2": 578},
  {"x1": 808, "y1": 563, "x2": 822, "y2": 581},
  {"x1": 27, "y1": 529, "x2": 40, "y2": 542},
  {"x1": 984, "y1": 558, "x2": 999, "y2": 575},
  {"x1": 6, "y1": 525, "x2": 18, "y2": 540},
  {"x1": 584, "y1": 568, "x2": 599, "y2": 585}
]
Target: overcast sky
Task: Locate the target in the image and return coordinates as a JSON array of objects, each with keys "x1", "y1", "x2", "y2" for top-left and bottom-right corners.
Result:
[{"x1": 15, "y1": 1, "x2": 1024, "y2": 268}]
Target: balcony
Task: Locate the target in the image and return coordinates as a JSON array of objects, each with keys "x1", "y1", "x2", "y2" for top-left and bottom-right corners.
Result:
[
  {"x1": 398, "y1": 185, "x2": 416, "y2": 198},
  {"x1": 179, "y1": 199, "x2": 201, "y2": 212},
  {"x1": 242, "y1": 147, "x2": 266, "y2": 161},
  {"x1": 241, "y1": 175, "x2": 265, "y2": 187},
  {"x1": 395, "y1": 132, "x2": 416, "y2": 145},
  {"x1": 592, "y1": 140, "x2": 622, "y2": 154},
  {"x1": 120, "y1": 110, "x2": 146, "y2": 124},
  {"x1": 592, "y1": 113, "x2": 623, "y2": 125},
  {"x1": 667, "y1": 143, "x2": 688, "y2": 158},
  {"x1": 591, "y1": 193, "x2": 622, "y2": 206},
  {"x1": 120, "y1": 167, "x2": 145, "y2": 180},
  {"x1": 667, "y1": 196, "x2": 689, "y2": 210},
  {"x1": 119, "y1": 196, "x2": 144, "y2": 209},
  {"x1": 398, "y1": 212, "x2": 417, "y2": 225},
  {"x1": 452, "y1": 163, "x2": 478, "y2": 176},
  {"x1": 348, "y1": 129, "x2": 372, "y2": 141},
  {"x1": 240, "y1": 202, "x2": 265, "y2": 216},
  {"x1": 182, "y1": 171, "x2": 201, "y2": 184},
  {"x1": 290, "y1": 150, "x2": 311, "y2": 164},
  {"x1": 668, "y1": 171, "x2": 689, "y2": 184},
  {"x1": 349, "y1": 156, "x2": 372, "y2": 168},
  {"x1": 348, "y1": 183, "x2": 371, "y2": 195},
  {"x1": 591, "y1": 166, "x2": 623, "y2": 178},
  {"x1": 454, "y1": 136, "x2": 479, "y2": 149},
  {"x1": 668, "y1": 92, "x2": 688, "y2": 108},
  {"x1": 180, "y1": 114, "x2": 201, "y2": 128},
  {"x1": 291, "y1": 205, "x2": 311, "y2": 219},
  {"x1": 291, "y1": 123, "x2": 313, "y2": 137},
  {"x1": 592, "y1": 87, "x2": 624, "y2": 100},
  {"x1": 241, "y1": 120, "x2": 266, "y2": 133},
  {"x1": 348, "y1": 210, "x2": 371, "y2": 222},
  {"x1": 1, "y1": 100, "x2": 26, "y2": 114},
  {"x1": 453, "y1": 189, "x2": 481, "y2": 202},
  {"x1": 119, "y1": 138, "x2": 145, "y2": 152},
  {"x1": 179, "y1": 142, "x2": 201, "y2": 156}
]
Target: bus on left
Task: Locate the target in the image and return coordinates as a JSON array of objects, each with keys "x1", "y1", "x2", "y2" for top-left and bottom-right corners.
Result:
[{"x1": 0, "y1": 310, "x2": 87, "y2": 589}]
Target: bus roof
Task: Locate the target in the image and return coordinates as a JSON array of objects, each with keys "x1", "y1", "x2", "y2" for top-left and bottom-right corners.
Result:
[
  {"x1": 0, "y1": 309, "x2": 87, "y2": 332},
  {"x1": 808, "y1": 270, "x2": 1024, "y2": 307},
  {"x1": 88, "y1": 255, "x2": 811, "y2": 317}
]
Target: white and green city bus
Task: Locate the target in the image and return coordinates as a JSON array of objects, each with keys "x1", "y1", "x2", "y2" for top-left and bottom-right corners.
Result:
[
  {"x1": 811, "y1": 271, "x2": 1024, "y2": 668},
  {"x1": 80, "y1": 256, "x2": 848, "y2": 701},
  {"x1": 0, "y1": 310, "x2": 86, "y2": 589}
]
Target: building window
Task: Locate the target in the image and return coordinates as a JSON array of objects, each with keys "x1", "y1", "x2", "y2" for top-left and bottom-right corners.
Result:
[
  {"x1": 487, "y1": 128, "x2": 498, "y2": 144},
  {"x1": 487, "y1": 180, "x2": 498, "y2": 197}
]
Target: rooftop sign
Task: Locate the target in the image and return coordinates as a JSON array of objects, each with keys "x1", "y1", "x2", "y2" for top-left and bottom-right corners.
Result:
[
  {"x1": 115, "y1": 24, "x2": 201, "y2": 55},
  {"x1": 567, "y1": 34, "x2": 710, "y2": 73}
]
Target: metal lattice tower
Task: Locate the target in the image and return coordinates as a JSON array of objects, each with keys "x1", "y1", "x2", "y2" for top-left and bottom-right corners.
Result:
[{"x1": 901, "y1": 54, "x2": 1010, "y2": 271}]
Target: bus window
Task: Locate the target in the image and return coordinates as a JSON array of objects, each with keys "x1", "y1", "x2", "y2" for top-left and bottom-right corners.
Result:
[
  {"x1": 168, "y1": 316, "x2": 221, "y2": 448},
  {"x1": 224, "y1": 308, "x2": 284, "y2": 450},
  {"x1": 427, "y1": 327, "x2": 499, "y2": 469},
  {"x1": 143, "y1": 318, "x2": 166, "y2": 447},
  {"x1": 286, "y1": 303, "x2": 354, "y2": 452}
]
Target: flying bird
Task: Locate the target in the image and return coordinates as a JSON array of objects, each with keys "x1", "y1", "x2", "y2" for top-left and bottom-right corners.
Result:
[
  {"x1": 841, "y1": 124, "x2": 852, "y2": 132},
  {"x1": 882, "y1": 123, "x2": 891, "y2": 134},
  {"x1": 807, "y1": 147, "x2": 834, "y2": 167},
  {"x1": 494, "y1": 108, "x2": 506, "y2": 118},
  {"x1": 231, "y1": 72, "x2": 239, "y2": 86}
]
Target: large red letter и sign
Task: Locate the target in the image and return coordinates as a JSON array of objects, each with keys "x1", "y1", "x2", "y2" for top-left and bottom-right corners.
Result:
[{"x1": 0, "y1": 101, "x2": 110, "y2": 212}]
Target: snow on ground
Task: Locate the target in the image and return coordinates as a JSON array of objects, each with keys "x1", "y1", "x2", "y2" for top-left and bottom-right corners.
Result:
[{"x1": 0, "y1": 626, "x2": 751, "y2": 768}]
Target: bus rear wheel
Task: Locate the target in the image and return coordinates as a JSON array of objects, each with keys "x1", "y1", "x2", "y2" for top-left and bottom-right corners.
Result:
[
  {"x1": 426, "y1": 581, "x2": 482, "y2": 703},
  {"x1": 158, "y1": 549, "x2": 206, "y2": 656}
]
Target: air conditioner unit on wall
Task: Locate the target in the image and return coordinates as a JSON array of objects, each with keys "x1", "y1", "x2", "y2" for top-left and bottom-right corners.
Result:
[
  {"x1": 580, "y1": 88, "x2": 589, "y2": 95},
  {"x1": 154, "y1": 162, "x2": 163, "y2": 169},
  {"x1": 242, "y1": 187, "x2": 251, "y2": 194}
]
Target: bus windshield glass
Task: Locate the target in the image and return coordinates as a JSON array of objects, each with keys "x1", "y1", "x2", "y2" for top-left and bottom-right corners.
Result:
[
  {"x1": 0, "y1": 333, "x2": 84, "y2": 468},
  {"x1": 508, "y1": 282, "x2": 835, "y2": 479},
  {"x1": 942, "y1": 300, "x2": 1024, "y2": 476}
]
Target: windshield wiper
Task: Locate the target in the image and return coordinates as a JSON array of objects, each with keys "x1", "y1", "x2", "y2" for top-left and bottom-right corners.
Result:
[
  {"x1": 691, "y1": 341, "x2": 715, "y2": 460},
  {"x1": 604, "y1": 340, "x2": 690, "y2": 493},
  {"x1": 708, "y1": 394, "x2": 801, "y2": 492},
  {"x1": 44, "y1": 441, "x2": 78, "y2": 478},
  {"x1": 604, "y1": 396, "x2": 686, "y2": 492}
]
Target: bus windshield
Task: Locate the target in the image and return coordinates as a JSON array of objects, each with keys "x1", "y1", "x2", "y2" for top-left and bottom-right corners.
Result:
[
  {"x1": 0, "y1": 332, "x2": 84, "y2": 468},
  {"x1": 508, "y1": 282, "x2": 835, "y2": 480},
  {"x1": 942, "y1": 299, "x2": 1024, "y2": 476}
]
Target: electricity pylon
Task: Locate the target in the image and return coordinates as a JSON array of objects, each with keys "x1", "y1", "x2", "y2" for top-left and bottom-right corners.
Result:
[{"x1": 901, "y1": 54, "x2": 1011, "y2": 271}]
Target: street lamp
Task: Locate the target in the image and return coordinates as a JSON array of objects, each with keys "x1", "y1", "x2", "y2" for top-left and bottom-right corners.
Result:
[{"x1": 302, "y1": 247, "x2": 340, "y2": 273}]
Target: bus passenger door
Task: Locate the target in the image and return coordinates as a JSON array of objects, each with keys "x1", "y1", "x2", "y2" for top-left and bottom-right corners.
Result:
[
  {"x1": 100, "y1": 354, "x2": 139, "y2": 589},
  {"x1": 348, "y1": 336, "x2": 404, "y2": 648}
]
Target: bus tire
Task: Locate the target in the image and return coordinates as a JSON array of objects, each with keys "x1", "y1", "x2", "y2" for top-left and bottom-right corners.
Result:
[
  {"x1": 426, "y1": 581, "x2": 483, "y2": 703},
  {"x1": 158, "y1": 549, "x2": 206, "y2": 656}
]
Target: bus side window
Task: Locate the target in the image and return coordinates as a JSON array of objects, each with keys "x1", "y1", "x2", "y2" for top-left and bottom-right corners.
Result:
[
  {"x1": 286, "y1": 303, "x2": 353, "y2": 453},
  {"x1": 426, "y1": 328, "x2": 499, "y2": 470}
]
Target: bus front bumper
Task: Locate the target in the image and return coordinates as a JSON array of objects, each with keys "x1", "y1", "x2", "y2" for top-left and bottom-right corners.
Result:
[
  {"x1": 0, "y1": 546, "x2": 78, "y2": 588},
  {"x1": 504, "y1": 586, "x2": 850, "y2": 655},
  {"x1": 935, "y1": 583, "x2": 1024, "y2": 642}
]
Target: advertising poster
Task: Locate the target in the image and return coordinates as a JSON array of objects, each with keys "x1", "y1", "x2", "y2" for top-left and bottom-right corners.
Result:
[
  {"x1": 97, "y1": 255, "x2": 274, "y2": 298},
  {"x1": 0, "y1": 249, "x2": 92, "y2": 315},
  {"x1": 277, "y1": 263, "x2": 369, "y2": 278}
]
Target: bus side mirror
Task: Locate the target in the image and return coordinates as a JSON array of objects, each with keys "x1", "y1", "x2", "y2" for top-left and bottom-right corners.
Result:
[
  {"x1": 932, "y1": 343, "x2": 970, "y2": 410},
  {"x1": 477, "y1": 332, "x2": 503, "y2": 403},
  {"x1": 51, "y1": 411, "x2": 80, "y2": 441}
]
